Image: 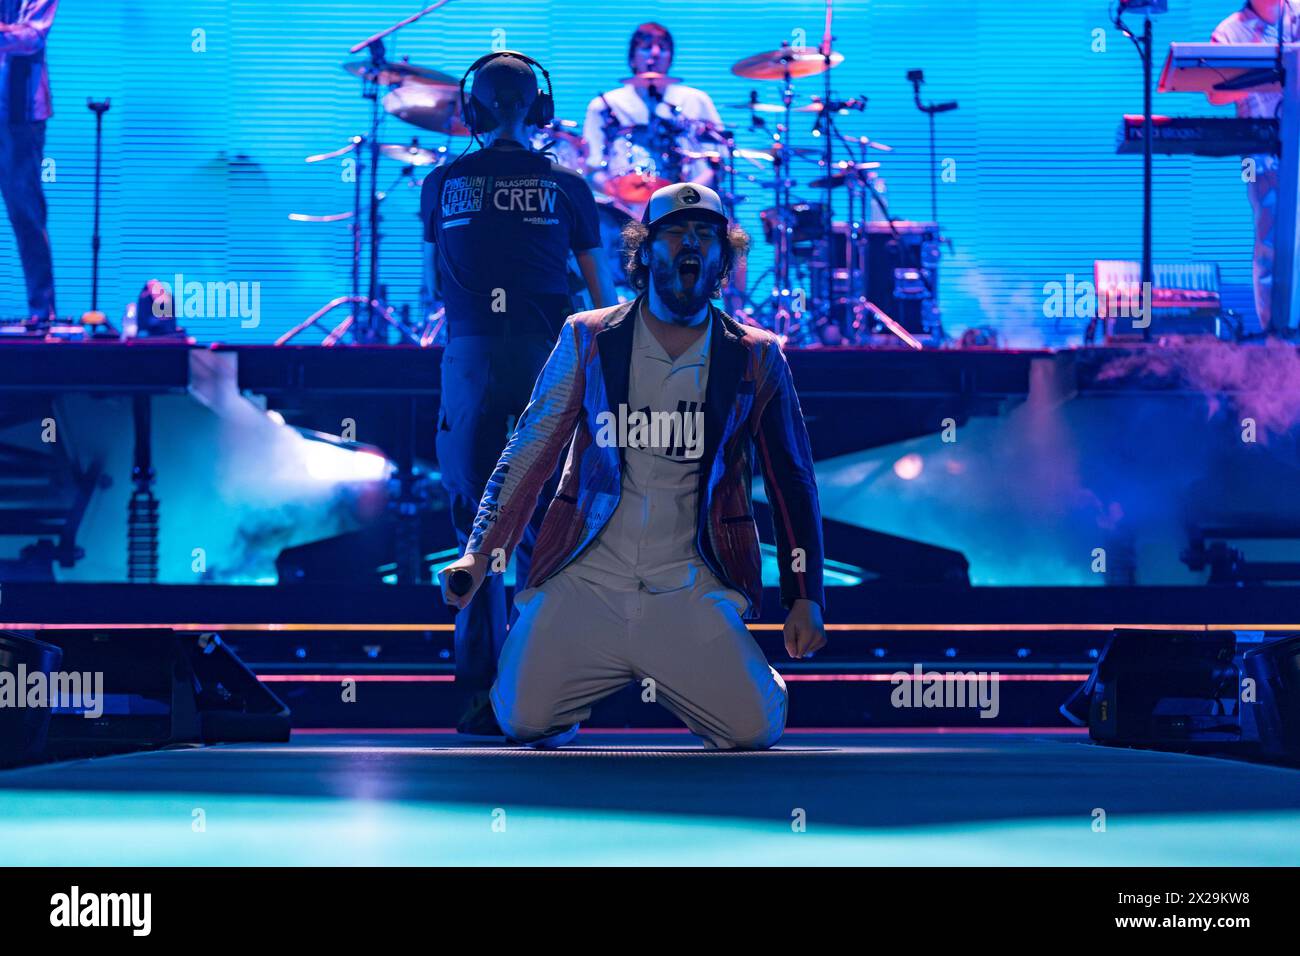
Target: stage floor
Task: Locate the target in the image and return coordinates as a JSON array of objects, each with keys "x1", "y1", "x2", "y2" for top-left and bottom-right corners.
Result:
[{"x1": 1, "y1": 730, "x2": 1297, "y2": 866}]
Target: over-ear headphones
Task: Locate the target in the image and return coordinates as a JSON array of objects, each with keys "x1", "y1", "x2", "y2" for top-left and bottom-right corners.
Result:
[{"x1": 459, "y1": 50, "x2": 555, "y2": 138}]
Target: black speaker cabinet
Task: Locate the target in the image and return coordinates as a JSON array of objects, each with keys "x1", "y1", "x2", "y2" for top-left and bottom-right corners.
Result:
[
  {"x1": 1085, "y1": 629, "x2": 1240, "y2": 746},
  {"x1": 0, "y1": 630, "x2": 64, "y2": 767},
  {"x1": 1243, "y1": 636, "x2": 1300, "y2": 760},
  {"x1": 42, "y1": 628, "x2": 289, "y2": 759}
]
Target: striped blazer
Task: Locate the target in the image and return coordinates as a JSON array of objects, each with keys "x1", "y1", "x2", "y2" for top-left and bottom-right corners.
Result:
[
  {"x1": 465, "y1": 298, "x2": 824, "y2": 619},
  {"x1": 0, "y1": 0, "x2": 56, "y2": 123}
]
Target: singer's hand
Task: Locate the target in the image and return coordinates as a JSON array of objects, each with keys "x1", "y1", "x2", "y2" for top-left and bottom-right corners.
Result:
[
  {"x1": 438, "y1": 552, "x2": 490, "y2": 610},
  {"x1": 783, "y1": 599, "x2": 827, "y2": 660}
]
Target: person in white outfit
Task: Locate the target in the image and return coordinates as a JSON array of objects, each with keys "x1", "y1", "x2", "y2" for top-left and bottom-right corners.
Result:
[
  {"x1": 583, "y1": 22, "x2": 724, "y2": 213},
  {"x1": 1209, "y1": 0, "x2": 1299, "y2": 332},
  {"x1": 440, "y1": 183, "x2": 827, "y2": 749}
]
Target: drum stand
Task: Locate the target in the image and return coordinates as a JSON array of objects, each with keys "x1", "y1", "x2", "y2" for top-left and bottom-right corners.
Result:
[
  {"x1": 282, "y1": 44, "x2": 423, "y2": 346},
  {"x1": 813, "y1": 108, "x2": 876, "y2": 344},
  {"x1": 770, "y1": 56, "x2": 804, "y2": 340},
  {"x1": 83, "y1": 99, "x2": 112, "y2": 328},
  {"x1": 280, "y1": 132, "x2": 419, "y2": 346},
  {"x1": 849, "y1": 154, "x2": 936, "y2": 349},
  {"x1": 816, "y1": 46, "x2": 838, "y2": 323},
  {"x1": 741, "y1": 52, "x2": 810, "y2": 342}
]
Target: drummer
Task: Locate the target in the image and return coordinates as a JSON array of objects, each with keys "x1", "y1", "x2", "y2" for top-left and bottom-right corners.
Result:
[{"x1": 582, "y1": 22, "x2": 723, "y2": 212}]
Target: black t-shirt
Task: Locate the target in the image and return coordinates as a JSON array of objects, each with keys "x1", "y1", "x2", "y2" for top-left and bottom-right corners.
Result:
[{"x1": 421, "y1": 139, "x2": 602, "y2": 338}]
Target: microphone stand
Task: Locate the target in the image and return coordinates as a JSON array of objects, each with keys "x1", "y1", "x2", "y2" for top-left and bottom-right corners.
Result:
[
  {"x1": 1113, "y1": 7, "x2": 1154, "y2": 342},
  {"x1": 906, "y1": 70, "x2": 955, "y2": 343},
  {"x1": 84, "y1": 99, "x2": 111, "y2": 329},
  {"x1": 348, "y1": 0, "x2": 455, "y2": 55},
  {"x1": 820, "y1": 0, "x2": 835, "y2": 327},
  {"x1": 756, "y1": 50, "x2": 797, "y2": 337},
  {"x1": 908, "y1": 70, "x2": 958, "y2": 225},
  {"x1": 1141, "y1": 16, "x2": 1154, "y2": 342},
  {"x1": 645, "y1": 79, "x2": 668, "y2": 180},
  {"x1": 362, "y1": 38, "x2": 386, "y2": 344}
]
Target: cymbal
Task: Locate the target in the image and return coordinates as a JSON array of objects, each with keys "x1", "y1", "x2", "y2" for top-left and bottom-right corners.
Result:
[
  {"x1": 680, "y1": 147, "x2": 776, "y2": 172},
  {"x1": 726, "y1": 101, "x2": 788, "y2": 114},
  {"x1": 787, "y1": 145, "x2": 886, "y2": 165},
  {"x1": 288, "y1": 211, "x2": 355, "y2": 223},
  {"x1": 784, "y1": 145, "x2": 840, "y2": 163},
  {"x1": 731, "y1": 46, "x2": 844, "y2": 81},
  {"x1": 726, "y1": 99, "x2": 855, "y2": 114},
  {"x1": 808, "y1": 163, "x2": 881, "y2": 190},
  {"x1": 849, "y1": 136, "x2": 894, "y2": 153},
  {"x1": 621, "y1": 72, "x2": 682, "y2": 89},
  {"x1": 801, "y1": 96, "x2": 868, "y2": 114},
  {"x1": 343, "y1": 58, "x2": 458, "y2": 87},
  {"x1": 305, "y1": 138, "x2": 362, "y2": 164},
  {"x1": 383, "y1": 81, "x2": 470, "y2": 136},
  {"x1": 378, "y1": 142, "x2": 447, "y2": 166}
]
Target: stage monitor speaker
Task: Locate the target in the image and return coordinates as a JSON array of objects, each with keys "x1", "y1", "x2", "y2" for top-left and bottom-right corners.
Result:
[
  {"x1": 0, "y1": 630, "x2": 64, "y2": 767},
  {"x1": 1062, "y1": 629, "x2": 1240, "y2": 746},
  {"x1": 1243, "y1": 636, "x2": 1300, "y2": 760},
  {"x1": 42, "y1": 628, "x2": 290, "y2": 759},
  {"x1": 189, "y1": 631, "x2": 293, "y2": 743}
]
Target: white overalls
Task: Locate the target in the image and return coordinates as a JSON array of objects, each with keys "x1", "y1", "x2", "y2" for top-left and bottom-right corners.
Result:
[{"x1": 490, "y1": 306, "x2": 788, "y2": 748}]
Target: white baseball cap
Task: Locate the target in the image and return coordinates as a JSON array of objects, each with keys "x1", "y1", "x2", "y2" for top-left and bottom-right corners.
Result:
[{"x1": 642, "y1": 182, "x2": 729, "y2": 230}]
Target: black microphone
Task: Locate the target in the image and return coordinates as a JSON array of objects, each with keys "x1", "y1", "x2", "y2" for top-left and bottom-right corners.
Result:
[
  {"x1": 908, "y1": 69, "x2": 926, "y2": 109},
  {"x1": 447, "y1": 568, "x2": 474, "y2": 597}
]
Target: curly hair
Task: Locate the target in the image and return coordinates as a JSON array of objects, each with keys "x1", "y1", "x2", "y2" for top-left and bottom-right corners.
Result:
[{"x1": 620, "y1": 219, "x2": 751, "y2": 295}]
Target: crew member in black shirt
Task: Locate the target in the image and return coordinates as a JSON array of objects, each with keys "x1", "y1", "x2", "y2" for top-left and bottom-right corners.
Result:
[{"x1": 422, "y1": 51, "x2": 615, "y2": 735}]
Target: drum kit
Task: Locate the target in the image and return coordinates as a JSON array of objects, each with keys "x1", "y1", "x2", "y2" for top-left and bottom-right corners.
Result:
[
  {"x1": 284, "y1": 29, "x2": 943, "y2": 349},
  {"x1": 720, "y1": 42, "x2": 943, "y2": 347}
]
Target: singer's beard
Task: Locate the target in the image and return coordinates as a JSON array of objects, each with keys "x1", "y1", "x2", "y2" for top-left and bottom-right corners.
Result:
[{"x1": 649, "y1": 252, "x2": 721, "y2": 321}]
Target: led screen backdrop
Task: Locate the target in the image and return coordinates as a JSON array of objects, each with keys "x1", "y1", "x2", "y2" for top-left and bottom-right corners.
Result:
[{"x1": 0, "y1": 0, "x2": 1262, "y2": 345}]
